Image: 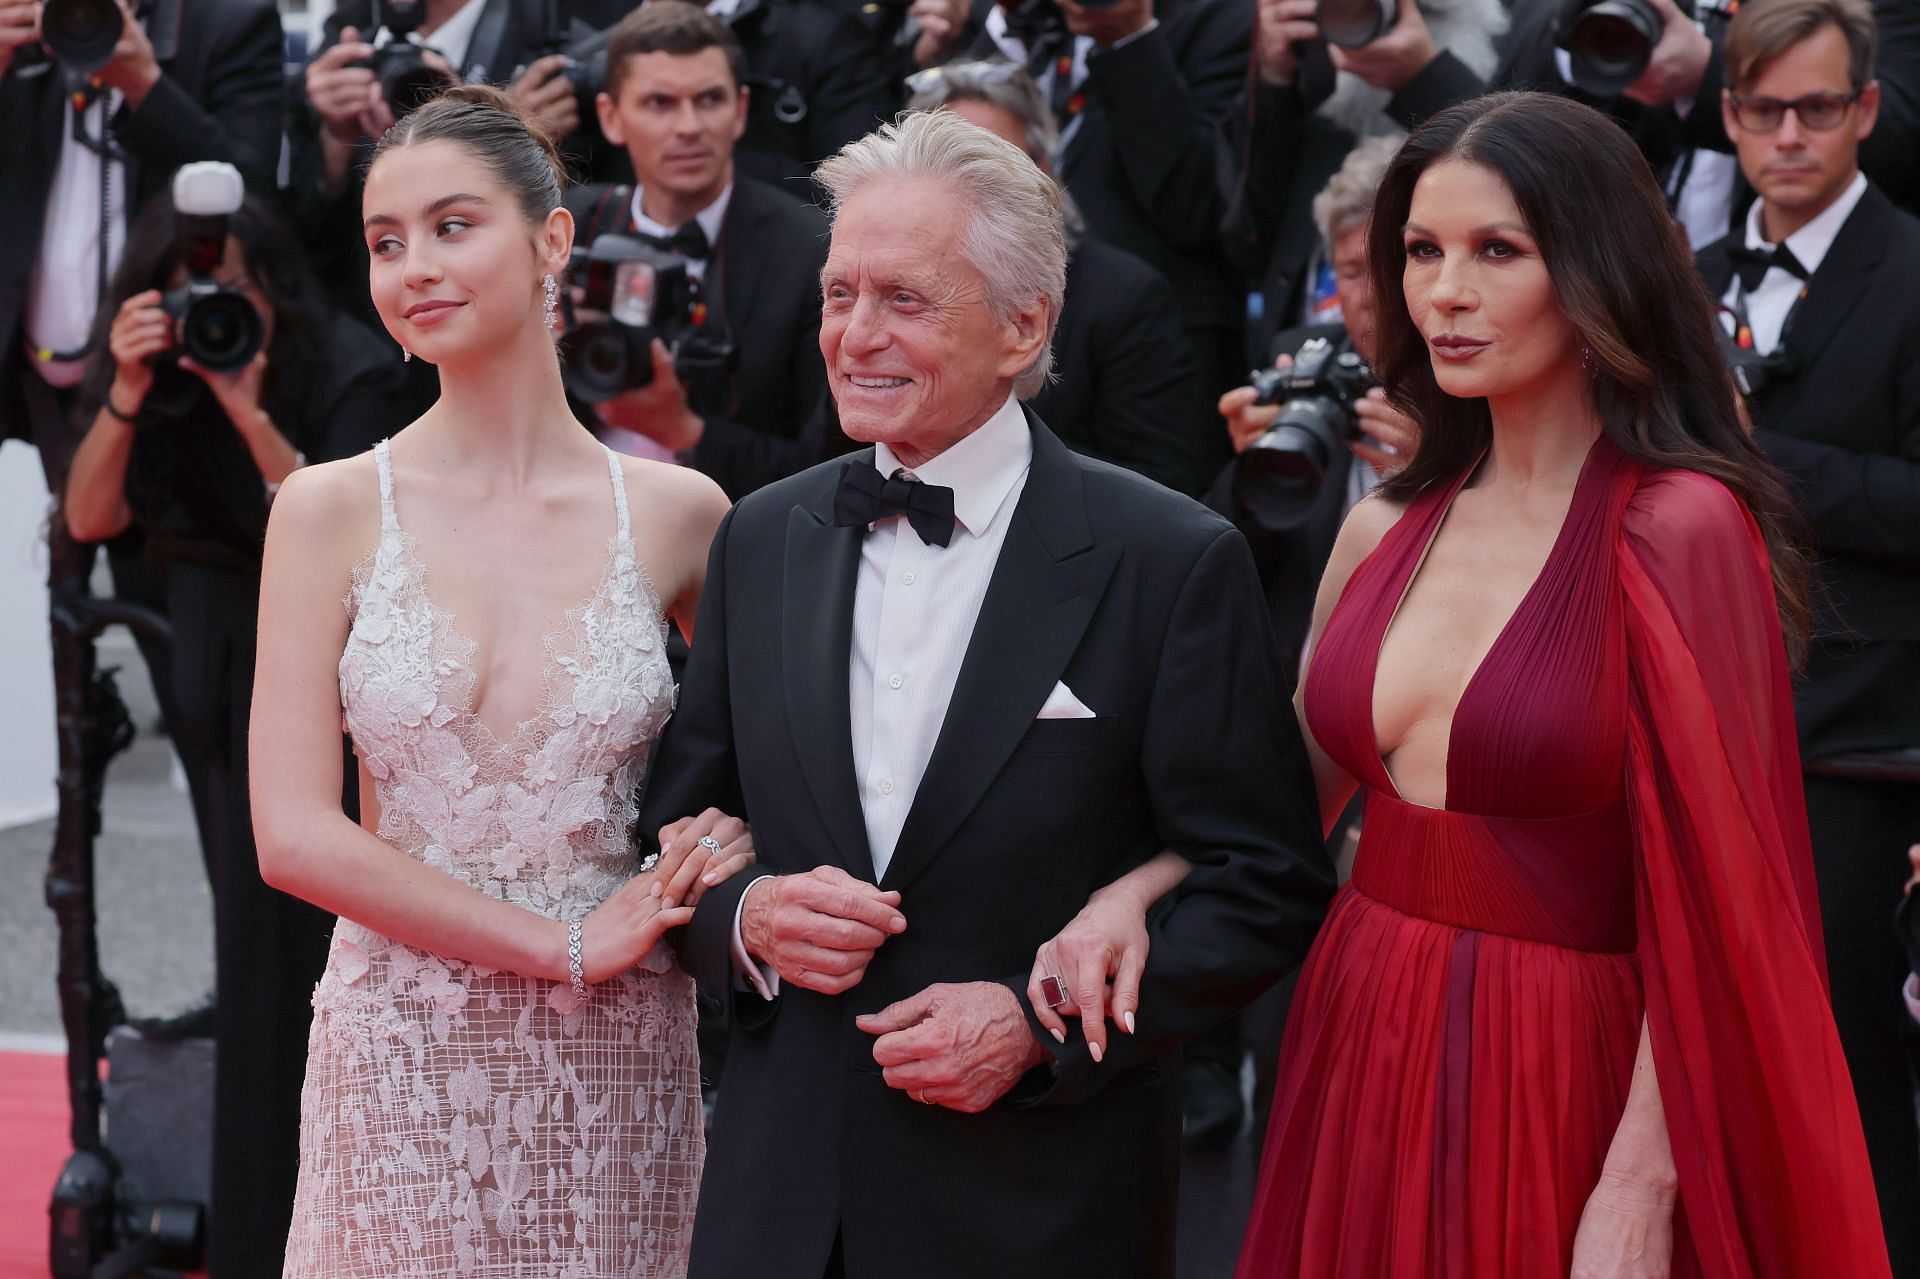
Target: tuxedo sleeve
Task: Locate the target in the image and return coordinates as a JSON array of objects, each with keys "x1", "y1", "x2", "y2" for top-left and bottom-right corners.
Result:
[
  {"x1": 1384, "y1": 49, "x2": 1485, "y2": 131},
  {"x1": 114, "y1": 0, "x2": 285, "y2": 193},
  {"x1": 1075, "y1": 268, "x2": 1200, "y2": 493},
  {"x1": 1006, "y1": 524, "x2": 1334, "y2": 1107},
  {"x1": 638, "y1": 505, "x2": 777, "y2": 1030}
]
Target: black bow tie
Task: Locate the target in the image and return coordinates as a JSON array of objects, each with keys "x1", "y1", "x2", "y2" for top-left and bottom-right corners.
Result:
[
  {"x1": 1728, "y1": 242, "x2": 1808, "y2": 292},
  {"x1": 641, "y1": 220, "x2": 711, "y2": 261},
  {"x1": 834, "y1": 463, "x2": 957, "y2": 547}
]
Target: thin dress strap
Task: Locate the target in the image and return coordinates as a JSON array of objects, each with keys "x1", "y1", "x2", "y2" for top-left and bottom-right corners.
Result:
[
  {"x1": 603, "y1": 446, "x2": 631, "y2": 543},
  {"x1": 373, "y1": 438, "x2": 399, "y2": 534}
]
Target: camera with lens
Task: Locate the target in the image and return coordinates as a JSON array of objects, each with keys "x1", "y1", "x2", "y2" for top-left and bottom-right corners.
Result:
[
  {"x1": 1315, "y1": 0, "x2": 1396, "y2": 48},
  {"x1": 1555, "y1": 0, "x2": 1663, "y2": 96},
  {"x1": 1233, "y1": 333, "x2": 1378, "y2": 524},
  {"x1": 357, "y1": 0, "x2": 459, "y2": 119},
  {"x1": 1712, "y1": 313, "x2": 1798, "y2": 404},
  {"x1": 561, "y1": 235, "x2": 736, "y2": 403},
  {"x1": 157, "y1": 162, "x2": 264, "y2": 375},
  {"x1": 36, "y1": 0, "x2": 125, "y2": 71}
]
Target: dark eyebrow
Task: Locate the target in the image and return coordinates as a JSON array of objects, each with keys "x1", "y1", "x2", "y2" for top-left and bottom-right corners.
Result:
[
  {"x1": 364, "y1": 192, "x2": 492, "y2": 232},
  {"x1": 1403, "y1": 221, "x2": 1532, "y2": 238}
]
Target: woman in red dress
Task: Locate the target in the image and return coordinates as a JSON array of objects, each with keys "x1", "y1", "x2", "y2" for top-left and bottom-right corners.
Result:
[{"x1": 1028, "y1": 91, "x2": 1890, "y2": 1278}]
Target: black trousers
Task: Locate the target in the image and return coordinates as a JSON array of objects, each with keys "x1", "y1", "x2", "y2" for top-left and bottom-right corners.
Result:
[
  {"x1": 1805, "y1": 773, "x2": 1920, "y2": 1279},
  {"x1": 167, "y1": 562, "x2": 337, "y2": 1279}
]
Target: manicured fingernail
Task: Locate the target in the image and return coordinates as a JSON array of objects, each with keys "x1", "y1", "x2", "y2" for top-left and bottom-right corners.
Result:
[
  {"x1": 703, "y1": 872, "x2": 718, "y2": 884},
  {"x1": 1123, "y1": 1011, "x2": 1135, "y2": 1034},
  {"x1": 662, "y1": 897, "x2": 677, "y2": 909},
  {"x1": 651, "y1": 881, "x2": 664, "y2": 896},
  {"x1": 1050, "y1": 1027, "x2": 1065, "y2": 1044},
  {"x1": 1089, "y1": 1042, "x2": 1104, "y2": 1063}
]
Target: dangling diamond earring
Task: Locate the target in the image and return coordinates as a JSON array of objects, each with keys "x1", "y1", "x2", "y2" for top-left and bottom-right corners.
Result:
[
  {"x1": 402, "y1": 347, "x2": 412, "y2": 363},
  {"x1": 543, "y1": 273, "x2": 559, "y2": 332},
  {"x1": 1580, "y1": 344, "x2": 1594, "y2": 370}
]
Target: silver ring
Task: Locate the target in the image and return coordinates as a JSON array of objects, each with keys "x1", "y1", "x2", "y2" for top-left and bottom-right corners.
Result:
[
  {"x1": 698, "y1": 835, "x2": 722, "y2": 855},
  {"x1": 1040, "y1": 972, "x2": 1068, "y2": 1010}
]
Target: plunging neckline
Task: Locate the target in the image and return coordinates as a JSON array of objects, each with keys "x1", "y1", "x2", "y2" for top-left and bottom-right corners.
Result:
[{"x1": 1370, "y1": 438, "x2": 1604, "y2": 811}]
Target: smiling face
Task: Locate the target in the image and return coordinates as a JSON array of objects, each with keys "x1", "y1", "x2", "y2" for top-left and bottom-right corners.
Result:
[
  {"x1": 596, "y1": 49, "x2": 746, "y2": 210},
  {"x1": 1400, "y1": 159, "x2": 1581, "y2": 402},
  {"x1": 362, "y1": 139, "x2": 568, "y2": 368},
  {"x1": 820, "y1": 175, "x2": 1048, "y2": 467},
  {"x1": 1724, "y1": 23, "x2": 1879, "y2": 242}
]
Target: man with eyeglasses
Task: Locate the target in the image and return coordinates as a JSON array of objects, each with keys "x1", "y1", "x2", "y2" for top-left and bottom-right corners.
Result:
[{"x1": 1695, "y1": 1, "x2": 1920, "y2": 1271}]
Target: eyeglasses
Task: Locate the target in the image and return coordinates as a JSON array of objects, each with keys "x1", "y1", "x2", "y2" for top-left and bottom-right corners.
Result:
[{"x1": 1728, "y1": 89, "x2": 1863, "y2": 133}]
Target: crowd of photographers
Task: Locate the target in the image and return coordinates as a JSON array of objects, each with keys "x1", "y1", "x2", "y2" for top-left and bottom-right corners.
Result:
[{"x1": 2, "y1": 0, "x2": 1917, "y2": 1270}]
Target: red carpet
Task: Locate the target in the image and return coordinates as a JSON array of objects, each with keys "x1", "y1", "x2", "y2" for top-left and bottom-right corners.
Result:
[{"x1": 0, "y1": 1049, "x2": 67, "y2": 1278}]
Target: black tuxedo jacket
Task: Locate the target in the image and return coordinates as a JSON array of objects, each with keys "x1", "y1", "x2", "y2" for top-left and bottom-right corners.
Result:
[
  {"x1": 723, "y1": 0, "x2": 898, "y2": 194},
  {"x1": 567, "y1": 173, "x2": 836, "y2": 499},
  {"x1": 638, "y1": 415, "x2": 1333, "y2": 1279},
  {"x1": 0, "y1": 0, "x2": 285, "y2": 436},
  {"x1": 1696, "y1": 184, "x2": 1920, "y2": 757}
]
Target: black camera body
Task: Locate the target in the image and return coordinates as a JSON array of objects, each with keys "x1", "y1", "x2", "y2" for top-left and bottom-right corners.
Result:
[
  {"x1": 359, "y1": 0, "x2": 459, "y2": 118},
  {"x1": 1233, "y1": 332, "x2": 1378, "y2": 524},
  {"x1": 561, "y1": 235, "x2": 736, "y2": 403},
  {"x1": 158, "y1": 163, "x2": 264, "y2": 375},
  {"x1": 1555, "y1": 0, "x2": 1663, "y2": 96}
]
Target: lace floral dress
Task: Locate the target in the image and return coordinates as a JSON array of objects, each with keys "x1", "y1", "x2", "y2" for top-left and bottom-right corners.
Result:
[{"x1": 283, "y1": 441, "x2": 702, "y2": 1278}]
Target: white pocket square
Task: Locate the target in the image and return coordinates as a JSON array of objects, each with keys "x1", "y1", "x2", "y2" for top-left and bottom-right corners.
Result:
[{"x1": 1036, "y1": 680, "x2": 1097, "y2": 720}]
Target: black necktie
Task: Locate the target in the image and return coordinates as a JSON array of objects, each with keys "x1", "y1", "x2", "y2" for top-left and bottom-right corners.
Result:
[
  {"x1": 642, "y1": 220, "x2": 711, "y2": 261},
  {"x1": 1728, "y1": 242, "x2": 1808, "y2": 293},
  {"x1": 833, "y1": 463, "x2": 957, "y2": 548}
]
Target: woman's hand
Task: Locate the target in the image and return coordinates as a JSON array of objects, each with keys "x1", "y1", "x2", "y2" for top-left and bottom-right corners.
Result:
[
  {"x1": 654, "y1": 807, "x2": 755, "y2": 904},
  {"x1": 1569, "y1": 1167, "x2": 1675, "y2": 1279},
  {"x1": 107, "y1": 289, "x2": 172, "y2": 410},
  {"x1": 576, "y1": 836, "x2": 714, "y2": 983},
  {"x1": 182, "y1": 347, "x2": 269, "y2": 426},
  {"x1": 1027, "y1": 883, "x2": 1152, "y2": 1062}
]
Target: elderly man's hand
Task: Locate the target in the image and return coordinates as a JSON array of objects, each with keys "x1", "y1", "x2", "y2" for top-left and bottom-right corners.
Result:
[
  {"x1": 1328, "y1": 0, "x2": 1438, "y2": 93},
  {"x1": 910, "y1": 0, "x2": 969, "y2": 67},
  {"x1": 1256, "y1": 0, "x2": 1318, "y2": 86},
  {"x1": 595, "y1": 340, "x2": 705, "y2": 453},
  {"x1": 1351, "y1": 388, "x2": 1418, "y2": 475},
  {"x1": 857, "y1": 982, "x2": 1049, "y2": 1112},
  {"x1": 739, "y1": 865, "x2": 907, "y2": 994},
  {"x1": 1621, "y1": 0, "x2": 1711, "y2": 107},
  {"x1": 1060, "y1": 0, "x2": 1153, "y2": 48}
]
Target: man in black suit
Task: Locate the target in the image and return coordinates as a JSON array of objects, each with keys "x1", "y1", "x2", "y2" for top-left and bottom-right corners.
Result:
[
  {"x1": 566, "y1": 2, "x2": 836, "y2": 499},
  {"x1": 637, "y1": 108, "x2": 1333, "y2": 1279},
  {"x1": 1695, "y1": 0, "x2": 1920, "y2": 1269},
  {"x1": 0, "y1": 0, "x2": 284, "y2": 490}
]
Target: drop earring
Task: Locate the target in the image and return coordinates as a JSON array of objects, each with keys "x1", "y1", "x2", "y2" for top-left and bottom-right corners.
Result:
[
  {"x1": 543, "y1": 273, "x2": 559, "y2": 331},
  {"x1": 402, "y1": 347, "x2": 412, "y2": 363},
  {"x1": 1580, "y1": 344, "x2": 1594, "y2": 370}
]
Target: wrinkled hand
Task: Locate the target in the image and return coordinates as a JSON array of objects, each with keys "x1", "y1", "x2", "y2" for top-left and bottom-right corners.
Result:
[
  {"x1": 909, "y1": 0, "x2": 968, "y2": 68},
  {"x1": 1059, "y1": 0, "x2": 1153, "y2": 47},
  {"x1": 509, "y1": 53, "x2": 580, "y2": 141},
  {"x1": 595, "y1": 340, "x2": 703, "y2": 452},
  {"x1": 1621, "y1": 0, "x2": 1711, "y2": 107},
  {"x1": 857, "y1": 982, "x2": 1048, "y2": 1112},
  {"x1": 739, "y1": 865, "x2": 906, "y2": 994},
  {"x1": 578, "y1": 836, "x2": 714, "y2": 983},
  {"x1": 1327, "y1": 0, "x2": 1437, "y2": 93},
  {"x1": 1027, "y1": 886, "x2": 1150, "y2": 1062},
  {"x1": 654, "y1": 807, "x2": 755, "y2": 904},
  {"x1": 1255, "y1": 0, "x2": 1317, "y2": 86},
  {"x1": 95, "y1": 0, "x2": 160, "y2": 107},
  {"x1": 1351, "y1": 388, "x2": 1417, "y2": 475},
  {"x1": 1569, "y1": 1169, "x2": 1675, "y2": 1279},
  {"x1": 0, "y1": 0, "x2": 40, "y2": 79},
  {"x1": 1219, "y1": 382, "x2": 1281, "y2": 455},
  {"x1": 306, "y1": 27, "x2": 381, "y2": 140},
  {"x1": 107, "y1": 289, "x2": 171, "y2": 406}
]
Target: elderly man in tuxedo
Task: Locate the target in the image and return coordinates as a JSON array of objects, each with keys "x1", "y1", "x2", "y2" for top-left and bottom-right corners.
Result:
[{"x1": 637, "y1": 109, "x2": 1333, "y2": 1279}]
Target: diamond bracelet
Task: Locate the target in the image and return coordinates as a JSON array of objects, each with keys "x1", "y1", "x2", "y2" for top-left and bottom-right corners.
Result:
[{"x1": 567, "y1": 918, "x2": 586, "y2": 998}]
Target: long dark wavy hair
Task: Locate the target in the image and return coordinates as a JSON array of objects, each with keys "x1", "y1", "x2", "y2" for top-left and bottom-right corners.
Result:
[
  {"x1": 1366, "y1": 91, "x2": 1812, "y2": 662},
  {"x1": 80, "y1": 190, "x2": 334, "y2": 424}
]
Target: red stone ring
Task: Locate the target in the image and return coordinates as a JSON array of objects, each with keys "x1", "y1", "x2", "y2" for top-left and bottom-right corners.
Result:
[{"x1": 1040, "y1": 973, "x2": 1068, "y2": 1010}]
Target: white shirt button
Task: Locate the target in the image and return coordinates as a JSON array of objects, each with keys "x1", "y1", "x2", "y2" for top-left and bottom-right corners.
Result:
[
  {"x1": 902, "y1": 572, "x2": 917, "y2": 586},
  {"x1": 888, "y1": 673, "x2": 904, "y2": 690},
  {"x1": 879, "y1": 778, "x2": 895, "y2": 796}
]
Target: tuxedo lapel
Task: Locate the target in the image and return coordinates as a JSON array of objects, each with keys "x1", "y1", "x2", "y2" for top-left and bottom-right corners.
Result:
[
  {"x1": 1782, "y1": 187, "x2": 1888, "y2": 371},
  {"x1": 1695, "y1": 239, "x2": 1735, "y2": 299},
  {"x1": 782, "y1": 484, "x2": 871, "y2": 876},
  {"x1": 881, "y1": 422, "x2": 1121, "y2": 893}
]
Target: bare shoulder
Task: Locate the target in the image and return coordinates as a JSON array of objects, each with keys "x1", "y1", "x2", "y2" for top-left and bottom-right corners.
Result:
[
  {"x1": 614, "y1": 453, "x2": 730, "y2": 541},
  {"x1": 1329, "y1": 489, "x2": 1406, "y2": 574},
  {"x1": 265, "y1": 452, "x2": 385, "y2": 578}
]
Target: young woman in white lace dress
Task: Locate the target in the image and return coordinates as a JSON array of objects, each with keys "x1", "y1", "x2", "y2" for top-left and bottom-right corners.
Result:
[{"x1": 248, "y1": 87, "x2": 750, "y2": 1277}]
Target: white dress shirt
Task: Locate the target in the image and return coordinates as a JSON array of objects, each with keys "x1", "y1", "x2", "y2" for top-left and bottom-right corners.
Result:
[
  {"x1": 25, "y1": 89, "x2": 127, "y2": 389},
  {"x1": 1717, "y1": 171, "x2": 1868, "y2": 357},
  {"x1": 730, "y1": 395, "x2": 1034, "y2": 996}
]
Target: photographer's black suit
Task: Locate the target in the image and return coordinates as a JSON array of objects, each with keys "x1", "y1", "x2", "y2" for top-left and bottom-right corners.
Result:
[
  {"x1": 567, "y1": 173, "x2": 836, "y2": 499},
  {"x1": 1697, "y1": 182, "x2": 1920, "y2": 1275},
  {"x1": 638, "y1": 414, "x2": 1333, "y2": 1279},
  {"x1": 0, "y1": 0, "x2": 286, "y2": 481}
]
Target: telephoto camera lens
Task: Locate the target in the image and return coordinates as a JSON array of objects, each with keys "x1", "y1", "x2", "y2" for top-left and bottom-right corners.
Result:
[
  {"x1": 40, "y1": 0, "x2": 124, "y2": 71},
  {"x1": 1558, "y1": 0, "x2": 1661, "y2": 96},
  {"x1": 177, "y1": 291, "x2": 264, "y2": 372},
  {"x1": 1316, "y1": 0, "x2": 1396, "y2": 48}
]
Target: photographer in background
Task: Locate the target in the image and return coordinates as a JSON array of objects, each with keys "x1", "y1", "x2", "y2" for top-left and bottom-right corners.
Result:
[
  {"x1": 566, "y1": 1, "x2": 836, "y2": 498},
  {"x1": 62, "y1": 165, "x2": 408, "y2": 1279},
  {"x1": 1692, "y1": 0, "x2": 1920, "y2": 1268},
  {"x1": 905, "y1": 61, "x2": 1199, "y2": 492}
]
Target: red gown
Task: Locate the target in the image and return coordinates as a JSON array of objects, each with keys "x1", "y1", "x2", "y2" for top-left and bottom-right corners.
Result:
[{"x1": 1236, "y1": 439, "x2": 1891, "y2": 1278}]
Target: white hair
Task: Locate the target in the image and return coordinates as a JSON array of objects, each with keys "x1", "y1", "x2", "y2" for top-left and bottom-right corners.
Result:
[
  {"x1": 1311, "y1": 132, "x2": 1404, "y2": 253},
  {"x1": 815, "y1": 109, "x2": 1067, "y2": 399}
]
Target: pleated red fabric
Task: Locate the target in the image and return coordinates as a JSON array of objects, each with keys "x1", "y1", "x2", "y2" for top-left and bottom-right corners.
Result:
[{"x1": 1236, "y1": 440, "x2": 1890, "y2": 1279}]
